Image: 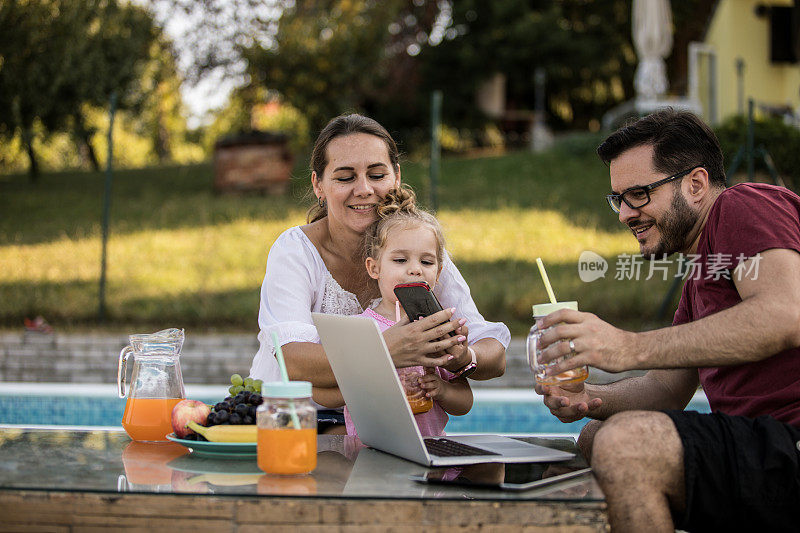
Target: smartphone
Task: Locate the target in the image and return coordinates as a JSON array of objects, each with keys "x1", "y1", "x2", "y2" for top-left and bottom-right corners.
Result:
[
  {"x1": 409, "y1": 464, "x2": 592, "y2": 492},
  {"x1": 393, "y1": 282, "x2": 456, "y2": 336}
]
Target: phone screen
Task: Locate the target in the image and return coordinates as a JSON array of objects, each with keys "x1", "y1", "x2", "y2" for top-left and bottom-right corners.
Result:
[{"x1": 411, "y1": 463, "x2": 591, "y2": 491}]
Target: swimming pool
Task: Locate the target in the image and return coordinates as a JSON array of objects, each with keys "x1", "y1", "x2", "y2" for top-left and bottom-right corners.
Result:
[{"x1": 0, "y1": 383, "x2": 711, "y2": 435}]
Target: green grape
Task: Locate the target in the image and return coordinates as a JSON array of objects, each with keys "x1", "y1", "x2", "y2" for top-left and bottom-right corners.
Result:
[
  {"x1": 243, "y1": 377, "x2": 254, "y2": 387},
  {"x1": 253, "y1": 379, "x2": 263, "y2": 392},
  {"x1": 230, "y1": 374, "x2": 244, "y2": 387},
  {"x1": 230, "y1": 385, "x2": 245, "y2": 395}
]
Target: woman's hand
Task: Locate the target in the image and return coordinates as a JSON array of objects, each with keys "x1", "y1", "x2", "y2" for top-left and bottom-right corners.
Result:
[
  {"x1": 383, "y1": 308, "x2": 465, "y2": 368},
  {"x1": 443, "y1": 320, "x2": 470, "y2": 372}
]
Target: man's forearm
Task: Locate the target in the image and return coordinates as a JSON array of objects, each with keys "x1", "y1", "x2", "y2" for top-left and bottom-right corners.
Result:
[
  {"x1": 633, "y1": 250, "x2": 800, "y2": 370},
  {"x1": 635, "y1": 294, "x2": 800, "y2": 369}
]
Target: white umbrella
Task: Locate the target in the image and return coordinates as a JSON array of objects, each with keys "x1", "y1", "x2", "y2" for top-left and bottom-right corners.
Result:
[{"x1": 633, "y1": 0, "x2": 673, "y2": 100}]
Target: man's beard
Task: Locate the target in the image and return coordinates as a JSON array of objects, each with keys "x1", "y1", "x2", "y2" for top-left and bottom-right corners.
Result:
[{"x1": 639, "y1": 189, "x2": 699, "y2": 259}]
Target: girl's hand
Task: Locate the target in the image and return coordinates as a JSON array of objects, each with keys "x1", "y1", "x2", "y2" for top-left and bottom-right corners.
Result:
[
  {"x1": 418, "y1": 370, "x2": 447, "y2": 400},
  {"x1": 420, "y1": 369, "x2": 473, "y2": 416},
  {"x1": 383, "y1": 308, "x2": 465, "y2": 368}
]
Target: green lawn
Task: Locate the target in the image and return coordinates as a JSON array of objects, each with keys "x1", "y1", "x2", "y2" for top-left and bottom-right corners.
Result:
[{"x1": 0, "y1": 134, "x2": 683, "y2": 335}]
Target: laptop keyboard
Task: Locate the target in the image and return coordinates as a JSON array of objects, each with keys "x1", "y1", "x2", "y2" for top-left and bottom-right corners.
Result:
[{"x1": 424, "y1": 438, "x2": 501, "y2": 457}]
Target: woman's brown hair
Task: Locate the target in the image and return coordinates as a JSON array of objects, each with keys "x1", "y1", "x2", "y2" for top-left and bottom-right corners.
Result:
[{"x1": 307, "y1": 114, "x2": 400, "y2": 223}]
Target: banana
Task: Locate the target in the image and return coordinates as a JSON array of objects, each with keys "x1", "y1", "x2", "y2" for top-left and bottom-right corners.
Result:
[
  {"x1": 187, "y1": 421, "x2": 257, "y2": 443},
  {"x1": 188, "y1": 473, "x2": 262, "y2": 486}
]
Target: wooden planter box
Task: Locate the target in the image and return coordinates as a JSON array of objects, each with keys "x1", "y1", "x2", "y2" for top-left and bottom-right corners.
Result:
[{"x1": 213, "y1": 131, "x2": 294, "y2": 194}]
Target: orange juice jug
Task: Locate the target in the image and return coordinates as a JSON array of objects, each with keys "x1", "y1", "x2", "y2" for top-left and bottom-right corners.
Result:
[
  {"x1": 118, "y1": 328, "x2": 186, "y2": 442},
  {"x1": 257, "y1": 381, "x2": 317, "y2": 475},
  {"x1": 118, "y1": 441, "x2": 188, "y2": 492}
]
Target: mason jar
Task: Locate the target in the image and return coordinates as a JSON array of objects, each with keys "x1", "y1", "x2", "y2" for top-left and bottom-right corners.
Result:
[
  {"x1": 526, "y1": 301, "x2": 588, "y2": 386},
  {"x1": 256, "y1": 381, "x2": 317, "y2": 475}
]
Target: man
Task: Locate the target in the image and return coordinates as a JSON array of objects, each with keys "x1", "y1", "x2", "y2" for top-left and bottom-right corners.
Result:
[{"x1": 536, "y1": 109, "x2": 800, "y2": 532}]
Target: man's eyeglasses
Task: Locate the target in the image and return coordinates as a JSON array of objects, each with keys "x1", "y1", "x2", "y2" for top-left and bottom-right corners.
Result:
[{"x1": 606, "y1": 165, "x2": 704, "y2": 213}]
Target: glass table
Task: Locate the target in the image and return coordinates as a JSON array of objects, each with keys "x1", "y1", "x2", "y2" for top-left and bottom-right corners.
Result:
[{"x1": 0, "y1": 428, "x2": 606, "y2": 530}]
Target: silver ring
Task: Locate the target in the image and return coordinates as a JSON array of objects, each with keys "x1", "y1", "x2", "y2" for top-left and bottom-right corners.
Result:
[{"x1": 568, "y1": 340, "x2": 576, "y2": 353}]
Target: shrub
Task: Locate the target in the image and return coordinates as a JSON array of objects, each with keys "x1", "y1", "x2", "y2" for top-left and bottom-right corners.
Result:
[{"x1": 714, "y1": 115, "x2": 800, "y2": 190}]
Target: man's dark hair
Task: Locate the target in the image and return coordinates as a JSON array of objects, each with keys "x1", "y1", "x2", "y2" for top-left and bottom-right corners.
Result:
[{"x1": 597, "y1": 109, "x2": 726, "y2": 188}]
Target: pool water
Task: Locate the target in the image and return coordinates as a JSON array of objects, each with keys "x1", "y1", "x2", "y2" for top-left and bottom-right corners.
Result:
[{"x1": 0, "y1": 384, "x2": 711, "y2": 434}]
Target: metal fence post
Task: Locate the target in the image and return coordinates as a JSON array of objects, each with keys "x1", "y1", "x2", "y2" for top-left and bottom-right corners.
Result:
[
  {"x1": 430, "y1": 90, "x2": 442, "y2": 212},
  {"x1": 746, "y1": 98, "x2": 755, "y2": 182},
  {"x1": 98, "y1": 91, "x2": 117, "y2": 322}
]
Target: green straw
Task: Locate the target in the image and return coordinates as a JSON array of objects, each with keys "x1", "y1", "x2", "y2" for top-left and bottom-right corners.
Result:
[
  {"x1": 271, "y1": 332, "x2": 301, "y2": 429},
  {"x1": 536, "y1": 257, "x2": 558, "y2": 304}
]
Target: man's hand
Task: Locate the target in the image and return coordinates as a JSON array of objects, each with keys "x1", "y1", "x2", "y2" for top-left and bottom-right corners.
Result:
[
  {"x1": 537, "y1": 309, "x2": 640, "y2": 375},
  {"x1": 535, "y1": 380, "x2": 603, "y2": 423}
]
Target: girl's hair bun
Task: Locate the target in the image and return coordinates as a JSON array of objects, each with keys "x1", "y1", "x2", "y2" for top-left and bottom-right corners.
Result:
[
  {"x1": 363, "y1": 185, "x2": 446, "y2": 268},
  {"x1": 376, "y1": 184, "x2": 417, "y2": 219}
]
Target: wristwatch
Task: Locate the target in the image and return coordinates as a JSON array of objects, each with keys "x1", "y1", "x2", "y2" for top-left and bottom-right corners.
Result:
[{"x1": 452, "y1": 347, "x2": 478, "y2": 379}]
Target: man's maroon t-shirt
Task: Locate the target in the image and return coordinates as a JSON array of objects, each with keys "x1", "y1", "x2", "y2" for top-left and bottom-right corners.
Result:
[{"x1": 673, "y1": 183, "x2": 800, "y2": 427}]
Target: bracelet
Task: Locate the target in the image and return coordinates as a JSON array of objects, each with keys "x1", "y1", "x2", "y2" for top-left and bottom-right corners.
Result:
[{"x1": 452, "y1": 347, "x2": 478, "y2": 379}]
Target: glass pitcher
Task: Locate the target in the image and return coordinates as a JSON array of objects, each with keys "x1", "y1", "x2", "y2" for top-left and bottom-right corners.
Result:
[
  {"x1": 118, "y1": 328, "x2": 186, "y2": 442},
  {"x1": 117, "y1": 441, "x2": 188, "y2": 493}
]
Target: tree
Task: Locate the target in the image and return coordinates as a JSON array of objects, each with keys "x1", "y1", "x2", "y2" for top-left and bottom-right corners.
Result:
[
  {"x1": 71, "y1": 1, "x2": 158, "y2": 169},
  {"x1": 149, "y1": 0, "x2": 280, "y2": 84},
  {"x1": 131, "y1": 37, "x2": 193, "y2": 164},
  {"x1": 0, "y1": 0, "x2": 90, "y2": 178},
  {"x1": 152, "y1": 0, "x2": 445, "y2": 134},
  {"x1": 244, "y1": 1, "x2": 404, "y2": 132},
  {"x1": 154, "y1": 0, "x2": 713, "y2": 147},
  {"x1": 0, "y1": 0, "x2": 158, "y2": 177},
  {"x1": 414, "y1": 0, "x2": 637, "y2": 131}
]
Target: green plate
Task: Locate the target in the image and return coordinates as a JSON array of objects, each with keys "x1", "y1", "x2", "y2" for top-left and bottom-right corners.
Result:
[
  {"x1": 166, "y1": 433, "x2": 257, "y2": 457},
  {"x1": 168, "y1": 454, "x2": 260, "y2": 474}
]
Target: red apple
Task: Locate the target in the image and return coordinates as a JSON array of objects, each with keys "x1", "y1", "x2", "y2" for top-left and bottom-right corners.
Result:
[{"x1": 171, "y1": 399, "x2": 211, "y2": 438}]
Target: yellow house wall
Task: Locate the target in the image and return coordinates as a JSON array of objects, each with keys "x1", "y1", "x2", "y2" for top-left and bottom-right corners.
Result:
[{"x1": 705, "y1": 0, "x2": 800, "y2": 120}]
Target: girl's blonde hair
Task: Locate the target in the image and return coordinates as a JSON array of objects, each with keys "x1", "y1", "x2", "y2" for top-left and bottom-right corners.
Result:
[{"x1": 364, "y1": 185, "x2": 446, "y2": 268}]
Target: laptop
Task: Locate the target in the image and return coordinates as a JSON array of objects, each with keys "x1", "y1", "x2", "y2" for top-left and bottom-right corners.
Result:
[{"x1": 312, "y1": 313, "x2": 574, "y2": 466}]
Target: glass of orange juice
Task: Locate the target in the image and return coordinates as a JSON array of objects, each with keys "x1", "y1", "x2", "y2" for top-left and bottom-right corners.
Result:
[
  {"x1": 397, "y1": 367, "x2": 433, "y2": 414},
  {"x1": 257, "y1": 381, "x2": 317, "y2": 475}
]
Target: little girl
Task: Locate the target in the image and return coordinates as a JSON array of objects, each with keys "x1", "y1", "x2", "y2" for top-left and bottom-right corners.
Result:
[{"x1": 344, "y1": 187, "x2": 474, "y2": 437}]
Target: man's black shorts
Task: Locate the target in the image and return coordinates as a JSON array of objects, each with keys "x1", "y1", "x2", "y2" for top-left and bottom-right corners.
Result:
[{"x1": 662, "y1": 410, "x2": 800, "y2": 532}]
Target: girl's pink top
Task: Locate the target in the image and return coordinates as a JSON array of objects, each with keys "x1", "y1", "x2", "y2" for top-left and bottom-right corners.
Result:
[{"x1": 344, "y1": 307, "x2": 454, "y2": 437}]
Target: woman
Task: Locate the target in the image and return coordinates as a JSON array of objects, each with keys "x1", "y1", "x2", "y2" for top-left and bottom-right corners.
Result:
[{"x1": 250, "y1": 114, "x2": 510, "y2": 431}]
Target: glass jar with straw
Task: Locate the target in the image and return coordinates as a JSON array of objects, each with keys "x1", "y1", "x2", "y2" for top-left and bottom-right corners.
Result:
[
  {"x1": 256, "y1": 332, "x2": 317, "y2": 475},
  {"x1": 527, "y1": 258, "x2": 589, "y2": 386}
]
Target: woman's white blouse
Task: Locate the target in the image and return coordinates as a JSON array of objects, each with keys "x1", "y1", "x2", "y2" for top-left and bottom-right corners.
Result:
[{"x1": 250, "y1": 226, "x2": 511, "y2": 382}]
